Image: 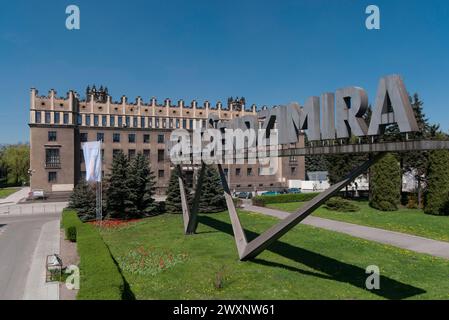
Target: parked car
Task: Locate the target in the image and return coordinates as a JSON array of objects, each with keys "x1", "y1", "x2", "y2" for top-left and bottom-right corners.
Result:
[
  {"x1": 261, "y1": 191, "x2": 280, "y2": 196},
  {"x1": 287, "y1": 188, "x2": 302, "y2": 194},
  {"x1": 235, "y1": 192, "x2": 252, "y2": 199}
]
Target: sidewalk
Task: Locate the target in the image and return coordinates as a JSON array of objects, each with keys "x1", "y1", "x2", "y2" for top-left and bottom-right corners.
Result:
[
  {"x1": 243, "y1": 204, "x2": 449, "y2": 260},
  {"x1": 23, "y1": 219, "x2": 60, "y2": 300},
  {"x1": 0, "y1": 187, "x2": 30, "y2": 205}
]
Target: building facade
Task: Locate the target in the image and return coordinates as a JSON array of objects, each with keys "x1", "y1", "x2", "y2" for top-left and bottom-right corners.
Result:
[{"x1": 29, "y1": 87, "x2": 305, "y2": 194}]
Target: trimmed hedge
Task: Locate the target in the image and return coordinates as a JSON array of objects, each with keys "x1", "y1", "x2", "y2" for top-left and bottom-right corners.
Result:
[
  {"x1": 253, "y1": 193, "x2": 319, "y2": 207},
  {"x1": 61, "y1": 208, "x2": 125, "y2": 300},
  {"x1": 76, "y1": 223, "x2": 125, "y2": 300},
  {"x1": 61, "y1": 209, "x2": 83, "y2": 241},
  {"x1": 324, "y1": 197, "x2": 359, "y2": 212}
]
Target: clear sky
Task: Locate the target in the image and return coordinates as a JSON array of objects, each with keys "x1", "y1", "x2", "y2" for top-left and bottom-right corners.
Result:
[{"x1": 0, "y1": 0, "x2": 448, "y2": 144}]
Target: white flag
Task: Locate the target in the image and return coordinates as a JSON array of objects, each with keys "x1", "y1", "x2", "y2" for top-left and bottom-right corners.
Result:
[{"x1": 82, "y1": 141, "x2": 102, "y2": 182}]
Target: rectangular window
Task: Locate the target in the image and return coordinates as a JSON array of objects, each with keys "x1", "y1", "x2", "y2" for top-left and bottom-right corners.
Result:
[
  {"x1": 158, "y1": 149, "x2": 164, "y2": 162},
  {"x1": 118, "y1": 116, "x2": 123, "y2": 127},
  {"x1": 45, "y1": 149, "x2": 60, "y2": 168},
  {"x1": 97, "y1": 132, "x2": 104, "y2": 142},
  {"x1": 143, "y1": 134, "x2": 150, "y2": 143},
  {"x1": 128, "y1": 134, "x2": 136, "y2": 143},
  {"x1": 182, "y1": 119, "x2": 186, "y2": 129},
  {"x1": 48, "y1": 172, "x2": 57, "y2": 183},
  {"x1": 247, "y1": 168, "x2": 253, "y2": 176},
  {"x1": 143, "y1": 149, "x2": 150, "y2": 159},
  {"x1": 35, "y1": 111, "x2": 41, "y2": 123},
  {"x1": 128, "y1": 149, "x2": 136, "y2": 159},
  {"x1": 113, "y1": 149, "x2": 121, "y2": 158},
  {"x1": 148, "y1": 117, "x2": 153, "y2": 128},
  {"x1": 169, "y1": 118, "x2": 173, "y2": 128},
  {"x1": 86, "y1": 115, "x2": 91, "y2": 126},
  {"x1": 110, "y1": 115, "x2": 115, "y2": 127},
  {"x1": 45, "y1": 112, "x2": 51, "y2": 124},
  {"x1": 94, "y1": 115, "x2": 99, "y2": 126},
  {"x1": 54, "y1": 112, "x2": 60, "y2": 124},
  {"x1": 63, "y1": 113, "x2": 69, "y2": 124},
  {"x1": 155, "y1": 118, "x2": 159, "y2": 128},
  {"x1": 189, "y1": 119, "x2": 193, "y2": 129},
  {"x1": 235, "y1": 168, "x2": 241, "y2": 176},
  {"x1": 158, "y1": 170, "x2": 164, "y2": 178},
  {"x1": 77, "y1": 114, "x2": 82, "y2": 125},
  {"x1": 202, "y1": 120, "x2": 206, "y2": 128},
  {"x1": 141, "y1": 117, "x2": 145, "y2": 128},
  {"x1": 113, "y1": 133, "x2": 120, "y2": 143},
  {"x1": 157, "y1": 134, "x2": 164, "y2": 144},
  {"x1": 102, "y1": 115, "x2": 107, "y2": 126},
  {"x1": 125, "y1": 116, "x2": 130, "y2": 127},
  {"x1": 48, "y1": 131, "x2": 57, "y2": 142},
  {"x1": 80, "y1": 132, "x2": 88, "y2": 142},
  {"x1": 291, "y1": 167, "x2": 297, "y2": 175},
  {"x1": 176, "y1": 119, "x2": 180, "y2": 128},
  {"x1": 133, "y1": 117, "x2": 138, "y2": 128}
]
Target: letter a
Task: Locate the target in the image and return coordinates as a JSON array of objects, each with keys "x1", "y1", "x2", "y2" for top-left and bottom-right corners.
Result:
[
  {"x1": 365, "y1": 5, "x2": 380, "y2": 30},
  {"x1": 365, "y1": 265, "x2": 380, "y2": 290},
  {"x1": 66, "y1": 5, "x2": 80, "y2": 30}
]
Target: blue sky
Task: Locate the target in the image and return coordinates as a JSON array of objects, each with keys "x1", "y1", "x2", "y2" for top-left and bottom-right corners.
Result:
[{"x1": 0, "y1": 0, "x2": 448, "y2": 144}]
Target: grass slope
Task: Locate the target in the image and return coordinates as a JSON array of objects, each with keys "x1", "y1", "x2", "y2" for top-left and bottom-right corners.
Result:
[
  {"x1": 0, "y1": 187, "x2": 19, "y2": 199},
  {"x1": 101, "y1": 211, "x2": 449, "y2": 300},
  {"x1": 267, "y1": 201, "x2": 449, "y2": 242}
]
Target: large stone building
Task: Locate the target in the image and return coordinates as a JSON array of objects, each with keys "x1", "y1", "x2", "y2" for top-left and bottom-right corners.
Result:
[{"x1": 29, "y1": 86, "x2": 305, "y2": 194}]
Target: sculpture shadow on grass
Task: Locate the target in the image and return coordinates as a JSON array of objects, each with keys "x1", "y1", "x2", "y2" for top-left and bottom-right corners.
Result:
[{"x1": 199, "y1": 215, "x2": 426, "y2": 300}]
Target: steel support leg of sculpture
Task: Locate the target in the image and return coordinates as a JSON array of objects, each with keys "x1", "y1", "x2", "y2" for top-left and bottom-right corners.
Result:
[
  {"x1": 216, "y1": 153, "x2": 386, "y2": 260},
  {"x1": 177, "y1": 163, "x2": 206, "y2": 235}
]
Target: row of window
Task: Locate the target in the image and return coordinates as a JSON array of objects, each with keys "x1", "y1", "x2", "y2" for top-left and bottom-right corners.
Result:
[
  {"x1": 35, "y1": 111, "x2": 208, "y2": 129},
  {"x1": 36, "y1": 112, "x2": 70, "y2": 125},
  {"x1": 48, "y1": 131, "x2": 165, "y2": 144},
  {"x1": 48, "y1": 169, "x2": 167, "y2": 183},
  {"x1": 80, "y1": 149, "x2": 165, "y2": 162}
]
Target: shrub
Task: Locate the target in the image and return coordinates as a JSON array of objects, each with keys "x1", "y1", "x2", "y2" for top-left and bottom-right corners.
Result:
[
  {"x1": 369, "y1": 153, "x2": 401, "y2": 211},
  {"x1": 324, "y1": 197, "x2": 359, "y2": 212},
  {"x1": 66, "y1": 226, "x2": 77, "y2": 242},
  {"x1": 424, "y1": 150, "x2": 449, "y2": 216},
  {"x1": 252, "y1": 193, "x2": 319, "y2": 207},
  {"x1": 61, "y1": 209, "x2": 83, "y2": 241}
]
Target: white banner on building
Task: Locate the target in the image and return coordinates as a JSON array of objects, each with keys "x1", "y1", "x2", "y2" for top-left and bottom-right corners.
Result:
[{"x1": 82, "y1": 141, "x2": 102, "y2": 182}]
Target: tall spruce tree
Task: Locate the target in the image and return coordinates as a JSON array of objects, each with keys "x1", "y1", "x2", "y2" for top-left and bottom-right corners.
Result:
[
  {"x1": 68, "y1": 180, "x2": 96, "y2": 221},
  {"x1": 424, "y1": 150, "x2": 449, "y2": 216},
  {"x1": 369, "y1": 153, "x2": 401, "y2": 211},
  {"x1": 127, "y1": 153, "x2": 157, "y2": 217},
  {"x1": 198, "y1": 165, "x2": 226, "y2": 213},
  {"x1": 105, "y1": 151, "x2": 132, "y2": 219},
  {"x1": 165, "y1": 168, "x2": 192, "y2": 214}
]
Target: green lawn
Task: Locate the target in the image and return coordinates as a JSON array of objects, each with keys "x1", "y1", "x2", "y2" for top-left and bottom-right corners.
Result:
[
  {"x1": 0, "y1": 187, "x2": 19, "y2": 199},
  {"x1": 101, "y1": 210, "x2": 449, "y2": 299},
  {"x1": 266, "y1": 201, "x2": 449, "y2": 242}
]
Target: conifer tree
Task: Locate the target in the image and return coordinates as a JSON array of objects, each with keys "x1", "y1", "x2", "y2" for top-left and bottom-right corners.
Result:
[
  {"x1": 424, "y1": 150, "x2": 449, "y2": 216},
  {"x1": 127, "y1": 153, "x2": 157, "y2": 217},
  {"x1": 105, "y1": 151, "x2": 132, "y2": 219},
  {"x1": 198, "y1": 165, "x2": 226, "y2": 213},
  {"x1": 369, "y1": 153, "x2": 401, "y2": 211},
  {"x1": 68, "y1": 180, "x2": 96, "y2": 221},
  {"x1": 165, "y1": 168, "x2": 192, "y2": 214}
]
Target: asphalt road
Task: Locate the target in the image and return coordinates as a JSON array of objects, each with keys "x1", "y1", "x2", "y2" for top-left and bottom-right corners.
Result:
[{"x1": 0, "y1": 213, "x2": 59, "y2": 300}]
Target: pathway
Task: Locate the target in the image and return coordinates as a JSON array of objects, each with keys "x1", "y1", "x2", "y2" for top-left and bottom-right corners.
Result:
[{"x1": 243, "y1": 204, "x2": 449, "y2": 260}]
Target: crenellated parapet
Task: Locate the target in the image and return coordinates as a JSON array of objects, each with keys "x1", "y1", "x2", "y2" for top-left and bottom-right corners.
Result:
[{"x1": 30, "y1": 87, "x2": 259, "y2": 127}]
